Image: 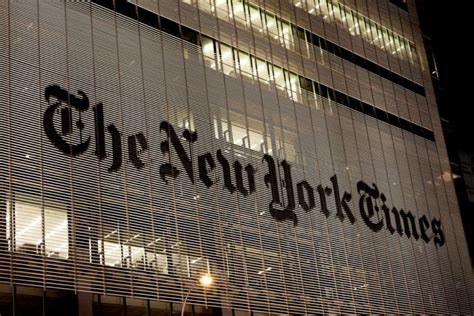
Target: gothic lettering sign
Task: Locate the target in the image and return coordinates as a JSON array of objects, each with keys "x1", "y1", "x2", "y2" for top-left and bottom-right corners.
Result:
[{"x1": 43, "y1": 85, "x2": 445, "y2": 247}]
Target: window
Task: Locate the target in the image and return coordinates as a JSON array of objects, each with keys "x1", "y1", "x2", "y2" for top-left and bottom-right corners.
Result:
[
  {"x1": 426, "y1": 46, "x2": 440, "y2": 80},
  {"x1": 278, "y1": 20, "x2": 293, "y2": 48},
  {"x1": 256, "y1": 58, "x2": 270, "y2": 83},
  {"x1": 202, "y1": 36, "x2": 217, "y2": 70},
  {"x1": 231, "y1": 0, "x2": 246, "y2": 23},
  {"x1": 219, "y1": 43, "x2": 235, "y2": 76},
  {"x1": 290, "y1": 0, "x2": 416, "y2": 63},
  {"x1": 271, "y1": 65, "x2": 285, "y2": 90},
  {"x1": 238, "y1": 51, "x2": 253, "y2": 78},
  {"x1": 98, "y1": 227, "x2": 168, "y2": 273},
  {"x1": 6, "y1": 195, "x2": 68, "y2": 259},
  {"x1": 248, "y1": 5, "x2": 263, "y2": 32},
  {"x1": 215, "y1": 0, "x2": 231, "y2": 21}
]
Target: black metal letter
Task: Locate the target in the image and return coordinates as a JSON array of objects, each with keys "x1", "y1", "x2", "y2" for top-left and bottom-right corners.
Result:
[
  {"x1": 234, "y1": 161, "x2": 256, "y2": 196},
  {"x1": 43, "y1": 85, "x2": 90, "y2": 156},
  {"x1": 317, "y1": 185, "x2": 332, "y2": 218},
  {"x1": 419, "y1": 215, "x2": 432, "y2": 244},
  {"x1": 262, "y1": 155, "x2": 297, "y2": 226},
  {"x1": 107, "y1": 124, "x2": 122, "y2": 173},
  {"x1": 381, "y1": 193, "x2": 403, "y2": 236},
  {"x1": 280, "y1": 160, "x2": 296, "y2": 213},
  {"x1": 399, "y1": 209, "x2": 420, "y2": 240},
  {"x1": 330, "y1": 175, "x2": 355, "y2": 223},
  {"x1": 297, "y1": 180, "x2": 315, "y2": 212},
  {"x1": 216, "y1": 150, "x2": 236, "y2": 193},
  {"x1": 159, "y1": 121, "x2": 196, "y2": 183},
  {"x1": 198, "y1": 153, "x2": 215, "y2": 188},
  {"x1": 93, "y1": 103, "x2": 106, "y2": 160},
  {"x1": 357, "y1": 181, "x2": 383, "y2": 232},
  {"x1": 128, "y1": 133, "x2": 148, "y2": 169},
  {"x1": 431, "y1": 218, "x2": 445, "y2": 247}
]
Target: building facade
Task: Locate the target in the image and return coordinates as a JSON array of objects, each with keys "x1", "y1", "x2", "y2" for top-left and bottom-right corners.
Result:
[{"x1": 0, "y1": 0, "x2": 472, "y2": 314}]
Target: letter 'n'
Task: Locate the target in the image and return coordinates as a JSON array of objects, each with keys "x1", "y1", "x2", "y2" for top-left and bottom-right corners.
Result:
[{"x1": 159, "y1": 121, "x2": 197, "y2": 183}]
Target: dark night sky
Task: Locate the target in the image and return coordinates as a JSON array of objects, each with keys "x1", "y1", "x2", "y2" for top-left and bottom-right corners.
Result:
[
  {"x1": 418, "y1": 0, "x2": 472, "y2": 146},
  {"x1": 416, "y1": 0, "x2": 474, "y2": 262}
]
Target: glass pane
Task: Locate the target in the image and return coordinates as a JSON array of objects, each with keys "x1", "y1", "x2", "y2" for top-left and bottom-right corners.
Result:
[
  {"x1": 100, "y1": 295, "x2": 125, "y2": 316},
  {"x1": 256, "y1": 58, "x2": 269, "y2": 83},
  {"x1": 194, "y1": 305, "x2": 221, "y2": 315},
  {"x1": 150, "y1": 301, "x2": 171, "y2": 316},
  {"x1": 248, "y1": 6, "x2": 263, "y2": 31},
  {"x1": 272, "y1": 66, "x2": 285, "y2": 90},
  {"x1": 100, "y1": 239, "x2": 123, "y2": 267},
  {"x1": 93, "y1": 294, "x2": 100, "y2": 315},
  {"x1": 189, "y1": 256, "x2": 210, "y2": 278},
  {"x1": 15, "y1": 286, "x2": 43, "y2": 316},
  {"x1": 7, "y1": 196, "x2": 68, "y2": 259},
  {"x1": 232, "y1": 123, "x2": 248, "y2": 147},
  {"x1": 0, "y1": 284, "x2": 13, "y2": 316},
  {"x1": 46, "y1": 289, "x2": 78, "y2": 316},
  {"x1": 232, "y1": 0, "x2": 246, "y2": 23},
  {"x1": 266, "y1": 15, "x2": 278, "y2": 39},
  {"x1": 10, "y1": 198, "x2": 42, "y2": 255},
  {"x1": 44, "y1": 204, "x2": 68, "y2": 259},
  {"x1": 201, "y1": 37, "x2": 216, "y2": 70},
  {"x1": 220, "y1": 43, "x2": 235, "y2": 76},
  {"x1": 197, "y1": 0, "x2": 213, "y2": 13},
  {"x1": 215, "y1": 0, "x2": 230, "y2": 21},
  {"x1": 238, "y1": 51, "x2": 252, "y2": 78},
  {"x1": 172, "y1": 303, "x2": 191, "y2": 316},
  {"x1": 248, "y1": 129, "x2": 264, "y2": 152},
  {"x1": 172, "y1": 251, "x2": 189, "y2": 276},
  {"x1": 279, "y1": 20, "x2": 292, "y2": 48},
  {"x1": 126, "y1": 297, "x2": 148, "y2": 316}
]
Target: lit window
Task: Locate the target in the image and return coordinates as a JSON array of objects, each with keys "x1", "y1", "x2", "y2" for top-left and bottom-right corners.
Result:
[
  {"x1": 202, "y1": 36, "x2": 216, "y2": 70},
  {"x1": 197, "y1": 0, "x2": 213, "y2": 12},
  {"x1": 256, "y1": 58, "x2": 269, "y2": 83},
  {"x1": 98, "y1": 228, "x2": 168, "y2": 272},
  {"x1": 272, "y1": 66, "x2": 285, "y2": 90},
  {"x1": 6, "y1": 196, "x2": 68, "y2": 259},
  {"x1": 219, "y1": 43, "x2": 235, "y2": 76},
  {"x1": 231, "y1": 123, "x2": 248, "y2": 147},
  {"x1": 265, "y1": 15, "x2": 278, "y2": 40},
  {"x1": 232, "y1": 0, "x2": 246, "y2": 23},
  {"x1": 292, "y1": 0, "x2": 416, "y2": 63},
  {"x1": 215, "y1": 0, "x2": 231, "y2": 20},
  {"x1": 238, "y1": 51, "x2": 252, "y2": 78},
  {"x1": 248, "y1": 6, "x2": 263, "y2": 31},
  {"x1": 189, "y1": 255, "x2": 210, "y2": 278}
]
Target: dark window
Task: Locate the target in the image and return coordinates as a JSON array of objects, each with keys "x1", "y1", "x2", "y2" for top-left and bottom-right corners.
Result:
[
  {"x1": 45, "y1": 289, "x2": 78, "y2": 316},
  {"x1": 138, "y1": 6, "x2": 159, "y2": 27},
  {"x1": 150, "y1": 301, "x2": 172, "y2": 316},
  {"x1": 160, "y1": 17, "x2": 181, "y2": 37},
  {"x1": 172, "y1": 303, "x2": 191, "y2": 316},
  {"x1": 182, "y1": 26, "x2": 199, "y2": 45},
  {"x1": 15, "y1": 286, "x2": 43, "y2": 316},
  {"x1": 126, "y1": 297, "x2": 149, "y2": 316},
  {"x1": 299, "y1": 76, "x2": 314, "y2": 92},
  {"x1": 389, "y1": 0, "x2": 408, "y2": 11},
  {"x1": 293, "y1": 26, "x2": 306, "y2": 41},
  {"x1": 0, "y1": 284, "x2": 13, "y2": 316},
  {"x1": 98, "y1": 295, "x2": 125, "y2": 316}
]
